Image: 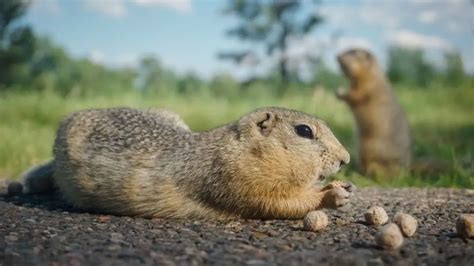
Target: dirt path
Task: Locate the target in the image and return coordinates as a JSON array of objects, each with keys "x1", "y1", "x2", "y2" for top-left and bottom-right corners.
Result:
[{"x1": 0, "y1": 188, "x2": 473, "y2": 266}]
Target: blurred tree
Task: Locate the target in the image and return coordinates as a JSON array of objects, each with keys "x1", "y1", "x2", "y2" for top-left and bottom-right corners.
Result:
[
  {"x1": 178, "y1": 72, "x2": 205, "y2": 95},
  {"x1": 29, "y1": 37, "x2": 76, "y2": 93},
  {"x1": 0, "y1": 0, "x2": 35, "y2": 88},
  {"x1": 443, "y1": 51, "x2": 465, "y2": 86},
  {"x1": 387, "y1": 46, "x2": 436, "y2": 87},
  {"x1": 26, "y1": 36, "x2": 135, "y2": 96},
  {"x1": 209, "y1": 73, "x2": 239, "y2": 98},
  {"x1": 0, "y1": 0, "x2": 137, "y2": 96},
  {"x1": 136, "y1": 55, "x2": 178, "y2": 95},
  {"x1": 310, "y1": 58, "x2": 342, "y2": 90},
  {"x1": 219, "y1": 0, "x2": 324, "y2": 93}
]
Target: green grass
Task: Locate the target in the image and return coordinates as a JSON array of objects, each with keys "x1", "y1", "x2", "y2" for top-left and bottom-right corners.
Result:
[{"x1": 0, "y1": 85, "x2": 473, "y2": 188}]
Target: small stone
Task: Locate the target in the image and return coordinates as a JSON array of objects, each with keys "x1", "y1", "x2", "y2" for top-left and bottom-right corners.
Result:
[
  {"x1": 251, "y1": 231, "x2": 268, "y2": 239},
  {"x1": 5, "y1": 232, "x2": 19, "y2": 242},
  {"x1": 246, "y1": 259, "x2": 266, "y2": 265},
  {"x1": 365, "y1": 206, "x2": 388, "y2": 226},
  {"x1": 368, "y1": 258, "x2": 384, "y2": 266},
  {"x1": 267, "y1": 229, "x2": 279, "y2": 237},
  {"x1": 110, "y1": 232, "x2": 124, "y2": 243},
  {"x1": 33, "y1": 246, "x2": 42, "y2": 255},
  {"x1": 107, "y1": 244, "x2": 121, "y2": 251},
  {"x1": 303, "y1": 210, "x2": 328, "y2": 232},
  {"x1": 375, "y1": 223, "x2": 404, "y2": 250},
  {"x1": 456, "y1": 214, "x2": 474, "y2": 239},
  {"x1": 393, "y1": 212, "x2": 418, "y2": 237},
  {"x1": 7, "y1": 181, "x2": 23, "y2": 196},
  {"x1": 97, "y1": 215, "x2": 112, "y2": 223}
]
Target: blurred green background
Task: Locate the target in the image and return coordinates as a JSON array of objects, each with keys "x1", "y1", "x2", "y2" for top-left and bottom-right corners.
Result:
[{"x1": 0, "y1": 0, "x2": 473, "y2": 187}]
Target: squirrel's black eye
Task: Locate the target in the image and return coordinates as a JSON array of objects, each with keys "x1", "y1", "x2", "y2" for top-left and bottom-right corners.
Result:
[{"x1": 294, "y1": 124, "x2": 314, "y2": 139}]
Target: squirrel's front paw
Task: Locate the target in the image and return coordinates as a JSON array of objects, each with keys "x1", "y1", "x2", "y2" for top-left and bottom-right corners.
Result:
[
  {"x1": 322, "y1": 186, "x2": 351, "y2": 208},
  {"x1": 321, "y1": 181, "x2": 356, "y2": 209},
  {"x1": 324, "y1": 180, "x2": 356, "y2": 193}
]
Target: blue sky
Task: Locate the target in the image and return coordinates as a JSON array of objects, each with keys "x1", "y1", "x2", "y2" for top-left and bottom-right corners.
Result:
[{"x1": 26, "y1": 0, "x2": 474, "y2": 78}]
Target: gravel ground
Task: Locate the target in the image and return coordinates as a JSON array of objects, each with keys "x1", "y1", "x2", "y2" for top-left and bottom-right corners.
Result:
[{"x1": 0, "y1": 187, "x2": 473, "y2": 266}]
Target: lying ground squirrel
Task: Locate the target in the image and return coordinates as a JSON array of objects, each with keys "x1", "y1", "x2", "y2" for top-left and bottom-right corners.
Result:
[
  {"x1": 21, "y1": 107, "x2": 354, "y2": 219},
  {"x1": 336, "y1": 48, "x2": 411, "y2": 177}
]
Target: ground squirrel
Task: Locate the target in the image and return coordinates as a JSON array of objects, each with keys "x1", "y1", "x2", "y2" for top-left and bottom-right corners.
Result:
[
  {"x1": 336, "y1": 48, "x2": 411, "y2": 177},
  {"x1": 21, "y1": 107, "x2": 354, "y2": 219}
]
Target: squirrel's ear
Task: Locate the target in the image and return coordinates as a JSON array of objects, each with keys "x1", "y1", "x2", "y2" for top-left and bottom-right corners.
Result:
[
  {"x1": 239, "y1": 110, "x2": 277, "y2": 137},
  {"x1": 256, "y1": 112, "x2": 277, "y2": 136}
]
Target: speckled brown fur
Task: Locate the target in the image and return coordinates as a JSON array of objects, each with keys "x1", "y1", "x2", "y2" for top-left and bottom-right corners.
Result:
[{"x1": 22, "y1": 107, "x2": 353, "y2": 219}]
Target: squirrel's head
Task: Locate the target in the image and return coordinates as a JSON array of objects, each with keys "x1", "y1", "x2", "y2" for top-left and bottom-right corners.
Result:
[
  {"x1": 234, "y1": 107, "x2": 350, "y2": 192},
  {"x1": 337, "y1": 48, "x2": 377, "y2": 81}
]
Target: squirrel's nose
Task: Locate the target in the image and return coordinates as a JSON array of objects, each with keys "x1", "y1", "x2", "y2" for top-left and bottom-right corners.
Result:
[{"x1": 339, "y1": 150, "x2": 350, "y2": 167}]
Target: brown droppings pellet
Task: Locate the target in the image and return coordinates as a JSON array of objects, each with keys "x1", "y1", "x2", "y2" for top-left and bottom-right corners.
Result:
[
  {"x1": 375, "y1": 223, "x2": 404, "y2": 250},
  {"x1": 456, "y1": 214, "x2": 474, "y2": 239},
  {"x1": 303, "y1": 211, "x2": 328, "y2": 232},
  {"x1": 365, "y1": 206, "x2": 388, "y2": 226},
  {"x1": 393, "y1": 212, "x2": 418, "y2": 237}
]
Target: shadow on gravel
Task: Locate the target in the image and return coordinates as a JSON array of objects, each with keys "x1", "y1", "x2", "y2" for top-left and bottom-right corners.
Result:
[
  {"x1": 1, "y1": 192, "x2": 84, "y2": 214},
  {"x1": 351, "y1": 241, "x2": 378, "y2": 249}
]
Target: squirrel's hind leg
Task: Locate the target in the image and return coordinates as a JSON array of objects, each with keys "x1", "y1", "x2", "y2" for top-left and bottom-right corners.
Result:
[{"x1": 21, "y1": 161, "x2": 55, "y2": 194}]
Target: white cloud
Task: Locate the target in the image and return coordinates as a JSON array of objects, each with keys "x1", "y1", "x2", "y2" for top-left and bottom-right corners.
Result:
[
  {"x1": 239, "y1": 53, "x2": 259, "y2": 67},
  {"x1": 446, "y1": 0, "x2": 466, "y2": 4},
  {"x1": 464, "y1": 60, "x2": 474, "y2": 75},
  {"x1": 285, "y1": 35, "x2": 373, "y2": 61},
  {"x1": 359, "y1": 6, "x2": 400, "y2": 29},
  {"x1": 85, "y1": 0, "x2": 127, "y2": 17},
  {"x1": 30, "y1": 0, "x2": 61, "y2": 14},
  {"x1": 115, "y1": 55, "x2": 140, "y2": 68},
  {"x1": 335, "y1": 36, "x2": 374, "y2": 53},
  {"x1": 410, "y1": 0, "x2": 472, "y2": 33},
  {"x1": 320, "y1": 0, "x2": 472, "y2": 75},
  {"x1": 440, "y1": 1, "x2": 473, "y2": 33},
  {"x1": 387, "y1": 30, "x2": 452, "y2": 50},
  {"x1": 84, "y1": 0, "x2": 192, "y2": 17},
  {"x1": 324, "y1": 0, "x2": 472, "y2": 34},
  {"x1": 85, "y1": 52, "x2": 140, "y2": 68},
  {"x1": 132, "y1": 0, "x2": 192, "y2": 13},
  {"x1": 285, "y1": 36, "x2": 318, "y2": 61},
  {"x1": 418, "y1": 10, "x2": 438, "y2": 24},
  {"x1": 447, "y1": 21, "x2": 463, "y2": 33},
  {"x1": 409, "y1": 0, "x2": 436, "y2": 4},
  {"x1": 88, "y1": 50, "x2": 106, "y2": 64}
]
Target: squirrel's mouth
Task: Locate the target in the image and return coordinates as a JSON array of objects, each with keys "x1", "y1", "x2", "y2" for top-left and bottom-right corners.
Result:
[
  {"x1": 311, "y1": 173, "x2": 327, "y2": 185},
  {"x1": 318, "y1": 174, "x2": 326, "y2": 182},
  {"x1": 317, "y1": 167, "x2": 340, "y2": 182}
]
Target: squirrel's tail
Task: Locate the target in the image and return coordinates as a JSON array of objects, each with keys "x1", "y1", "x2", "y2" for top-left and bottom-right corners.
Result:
[{"x1": 21, "y1": 160, "x2": 55, "y2": 194}]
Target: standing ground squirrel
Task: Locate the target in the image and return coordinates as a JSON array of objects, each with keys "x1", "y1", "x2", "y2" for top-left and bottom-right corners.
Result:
[
  {"x1": 336, "y1": 48, "x2": 411, "y2": 177},
  {"x1": 21, "y1": 107, "x2": 354, "y2": 219}
]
